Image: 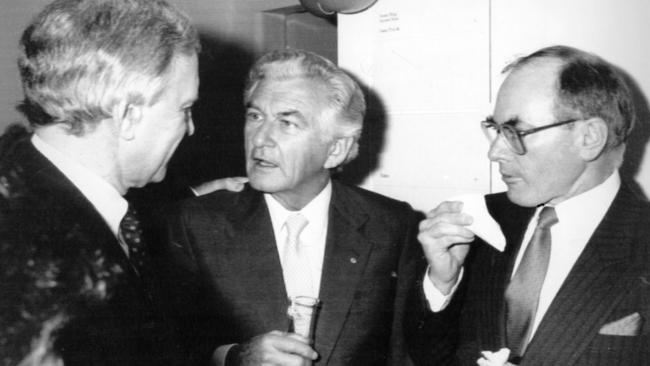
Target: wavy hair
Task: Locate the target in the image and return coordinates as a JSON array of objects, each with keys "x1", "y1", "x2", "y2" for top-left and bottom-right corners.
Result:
[
  {"x1": 244, "y1": 48, "x2": 366, "y2": 163},
  {"x1": 18, "y1": 0, "x2": 200, "y2": 135}
]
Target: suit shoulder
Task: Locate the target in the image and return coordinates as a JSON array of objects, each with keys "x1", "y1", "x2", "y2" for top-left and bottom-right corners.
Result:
[
  {"x1": 333, "y1": 181, "x2": 413, "y2": 216},
  {"x1": 174, "y1": 185, "x2": 260, "y2": 217}
]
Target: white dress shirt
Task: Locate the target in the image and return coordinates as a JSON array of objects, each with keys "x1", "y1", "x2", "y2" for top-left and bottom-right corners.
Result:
[
  {"x1": 424, "y1": 171, "x2": 621, "y2": 341},
  {"x1": 264, "y1": 180, "x2": 332, "y2": 298},
  {"x1": 212, "y1": 181, "x2": 332, "y2": 365},
  {"x1": 31, "y1": 134, "x2": 127, "y2": 246}
]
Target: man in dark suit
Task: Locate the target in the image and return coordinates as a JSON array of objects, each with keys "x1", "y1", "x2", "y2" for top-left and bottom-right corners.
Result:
[
  {"x1": 165, "y1": 49, "x2": 421, "y2": 366},
  {"x1": 0, "y1": 0, "x2": 204, "y2": 364},
  {"x1": 406, "y1": 45, "x2": 650, "y2": 365}
]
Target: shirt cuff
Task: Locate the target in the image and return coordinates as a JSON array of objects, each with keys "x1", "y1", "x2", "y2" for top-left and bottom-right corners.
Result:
[
  {"x1": 422, "y1": 266, "x2": 464, "y2": 312},
  {"x1": 211, "y1": 344, "x2": 236, "y2": 366}
]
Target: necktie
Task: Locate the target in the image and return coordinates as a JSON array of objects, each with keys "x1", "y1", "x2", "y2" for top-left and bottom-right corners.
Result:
[
  {"x1": 505, "y1": 206, "x2": 558, "y2": 357},
  {"x1": 119, "y1": 204, "x2": 149, "y2": 277},
  {"x1": 282, "y1": 213, "x2": 312, "y2": 298}
]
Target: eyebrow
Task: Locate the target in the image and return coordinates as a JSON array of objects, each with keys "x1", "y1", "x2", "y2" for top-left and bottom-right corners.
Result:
[
  {"x1": 243, "y1": 104, "x2": 306, "y2": 122},
  {"x1": 486, "y1": 115, "x2": 522, "y2": 127},
  {"x1": 502, "y1": 118, "x2": 522, "y2": 127}
]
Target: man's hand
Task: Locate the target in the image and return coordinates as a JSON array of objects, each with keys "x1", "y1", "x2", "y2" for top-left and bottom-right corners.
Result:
[
  {"x1": 192, "y1": 177, "x2": 248, "y2": 196},
  {"x1": 418, "y1": 201, "x2": 475, "y2": 294},
  {"x1": 229, "y1": 331, "x2": 318, "y2": 366}
]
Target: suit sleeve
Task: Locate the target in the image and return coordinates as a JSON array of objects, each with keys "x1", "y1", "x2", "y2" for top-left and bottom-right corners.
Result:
[
  {"x1": 404, "y1": 266, "x2": 466, "y2": 366},
  {"x1": 157, "y1": 202, "x2": 219, "y2": 366},
  {"x1": 388, "y1": 204, "x2": 425, "y2": 365},
  {"x1": 404, "y1": 220, "x2": 481, "y2": 366}
]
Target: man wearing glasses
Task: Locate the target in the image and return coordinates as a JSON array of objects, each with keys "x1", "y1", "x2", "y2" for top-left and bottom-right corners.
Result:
[{"x1": 406, "y1": 45, "x2": 650, "y2": 365}]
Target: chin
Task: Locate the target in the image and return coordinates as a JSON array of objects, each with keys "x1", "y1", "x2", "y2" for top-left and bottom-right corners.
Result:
[
  {"x1": 248, "y1": 176, "x2": 285, "y2": 194},
  {"x1": 150, "y1": 167, "x2": 168, "y2": 183},
  {"x1": 506, "y1": 190, "x2": 540, "y2": 208}
]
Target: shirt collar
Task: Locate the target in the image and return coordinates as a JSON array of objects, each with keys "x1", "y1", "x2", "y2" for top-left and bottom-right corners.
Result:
[
  {"x1": 264, "y1": 180, "x2": 332, "y2": 236},
  {"x1": 543, "y1": 170, "x2": 620, "y2": 228},
  {"x1": 31, "y1": 134, "x2": 127, "y2": 237}
]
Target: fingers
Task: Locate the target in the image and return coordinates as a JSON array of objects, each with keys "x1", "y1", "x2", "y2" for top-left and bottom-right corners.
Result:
[
  {"x1": 284, "y1": 332, "x2": 311, "y2": 345},
  {"x1": 223, "y1": 177, "x2": 249, "y2": 192},
  {"x1": 417, "y1": 201, "x2": 476, "y2": 289},
  {"x1": 275, "y1": 334, "x2": 318, "y2": 360},
  {"x1": 419, "y1": 201, "x2": 476, "y2": 249},
  {"x1": 236, "y1": 331, "x2": 317, "y2": 366},
  {"x1": 421, "y1": 201, "x2": 472, "y2": 227},
  {"x1": 192, "y1": 176, "x2": 249, "y2": 196}
]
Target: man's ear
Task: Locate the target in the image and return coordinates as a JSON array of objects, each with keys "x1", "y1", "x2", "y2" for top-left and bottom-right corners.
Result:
[
  {"x1": 112, "y1": 102, "x2": 142, "y2": 141},
  {"x1": 324, "y1": 136, "x2": 354, "y2": 169},
  {"x1": 577, "y1": 117, "x2": 608, "y2": 161}
]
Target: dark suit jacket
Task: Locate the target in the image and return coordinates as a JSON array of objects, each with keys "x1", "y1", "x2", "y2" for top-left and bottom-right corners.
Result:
[
  {"x1": 406, "y1": 184, "x2": 650, "y2": 366},
  {"x1": 0, "y1": 129, "x2": 182, "y2": 366},
  {"x1": 164, "y1": 181, "x2": 421, "y2": 365}
]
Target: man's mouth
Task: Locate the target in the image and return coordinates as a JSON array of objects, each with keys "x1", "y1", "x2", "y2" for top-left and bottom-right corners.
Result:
[
  {"x1": 252, "y1": 156, "x2": 277, "y2": 168},
  {"x1": 500, "y1": 171, "x2": 521, "y2": 184}
]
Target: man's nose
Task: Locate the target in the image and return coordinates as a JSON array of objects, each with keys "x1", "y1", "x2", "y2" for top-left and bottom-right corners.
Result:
[
  {"x1": 487, "y1": 134, "x2": 510, "y2": 162},
  {"x1": 250, "y1": 121, "x2": 274, "y2": 147}
]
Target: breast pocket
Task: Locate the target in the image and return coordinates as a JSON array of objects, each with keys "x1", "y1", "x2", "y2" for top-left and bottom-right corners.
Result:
[{"x1": 581, "y1": 333, "x2": 649, "y2": 365}]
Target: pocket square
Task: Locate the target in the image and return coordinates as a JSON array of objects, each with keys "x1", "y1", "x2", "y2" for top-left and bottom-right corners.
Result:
[{"x1": 598, "y1": 312, "x2": 643, "y2": 336}]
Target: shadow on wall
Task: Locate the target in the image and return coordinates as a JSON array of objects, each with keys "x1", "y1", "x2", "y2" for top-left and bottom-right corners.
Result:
[
  {"x1": 173, "y1": 31, "x2": 255, "y2": 184},
  {"x1": 619, "y1": 69, "x2": 650, "y2": 201},
  {"x1": 130, "y1": 31, "x2": 255, "y2": 203},
  {"x1": 335, "y1": 74, "x2": 388, "y2": 186}
]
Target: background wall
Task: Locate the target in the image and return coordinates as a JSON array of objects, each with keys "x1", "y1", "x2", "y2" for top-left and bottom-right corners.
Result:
[
  {"x1": 0, "y1": 1, "x2": 46, "y2": 131},
  {"x1": 1, "y1": 0, "x2": 648, "y2": 211},
  {"x1": 339, "y1": 0, "x2": 650, "y2": 211}
]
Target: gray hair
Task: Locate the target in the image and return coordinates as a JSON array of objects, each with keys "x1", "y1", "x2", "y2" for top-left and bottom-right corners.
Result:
[
  {"x1": 244, "y1": 48, "x2": 366, "y2": 163},
  {"x1": 504, "y1": 45, "x2": 635, "y2": 152},
  {"x1": 18, "y1": 0, "x2": 200, "y2": 135}
]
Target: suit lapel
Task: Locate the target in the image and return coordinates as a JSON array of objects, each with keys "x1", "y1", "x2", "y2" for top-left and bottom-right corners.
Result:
[
  {"x1": 523, "y1": 185, "x2": 641, "y2": 365},
  {"x1": 23, "y1": 140, "x2": 149, "y2": 299},
  {"x1": 228, "y1": 191, "x2": 290, "y2": 331},
  {"x1": 20, "y1": 139, "x2": 128, "y2": 265},
  {"x1": 479, "y1": 195, "x2": 535, "y2": 351},
  {"x1": 315, "y1": 183, "x2": 373, "y2": 364}
]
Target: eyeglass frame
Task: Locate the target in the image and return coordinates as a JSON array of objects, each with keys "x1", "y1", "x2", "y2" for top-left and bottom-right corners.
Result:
[{"x1": 480, "y1": 117, "x2": 579, "y2": 155}]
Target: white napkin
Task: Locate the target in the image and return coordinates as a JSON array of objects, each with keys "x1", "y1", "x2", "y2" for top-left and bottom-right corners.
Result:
[
  {"x1": 477, "y1": 348, "x2": 511, "y2": 366},
  {"x1": 449, "y1": 194, "x2": 506, "y2": 252}
]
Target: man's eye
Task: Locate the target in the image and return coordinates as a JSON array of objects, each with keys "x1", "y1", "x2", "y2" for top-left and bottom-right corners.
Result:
[{"x1": 246, "y1": 111, "x2": 262, "y2": 121}]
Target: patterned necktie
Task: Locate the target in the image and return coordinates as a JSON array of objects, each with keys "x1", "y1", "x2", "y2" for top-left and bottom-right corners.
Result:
[
  {"x1": 282, "y1": 213, "x2": 312, "y2": 298},
  {"x1": 505, "y1": 206, "x2": 558, "y2": 357},
  {"x1": 119, "y1": 204, "x2": 149, "y2": 277}
]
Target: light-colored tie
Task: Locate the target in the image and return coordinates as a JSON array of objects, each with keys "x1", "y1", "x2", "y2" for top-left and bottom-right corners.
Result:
[
  {"x1": 282, "y1": 213, "x2": 312, "y2": 298},
  {"x1": 505, "y1": 206, "x2": 558, "y2": 357}
]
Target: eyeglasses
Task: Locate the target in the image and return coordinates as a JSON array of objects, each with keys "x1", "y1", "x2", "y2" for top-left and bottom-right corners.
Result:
[{"x1": 480, "y1": 117, "x2": 579, "y2": 155}]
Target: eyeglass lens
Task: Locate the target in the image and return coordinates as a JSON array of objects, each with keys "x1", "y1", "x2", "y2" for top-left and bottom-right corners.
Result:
[{"x1": 482, "y1": 122, "x2": 525, "y2": 154}]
